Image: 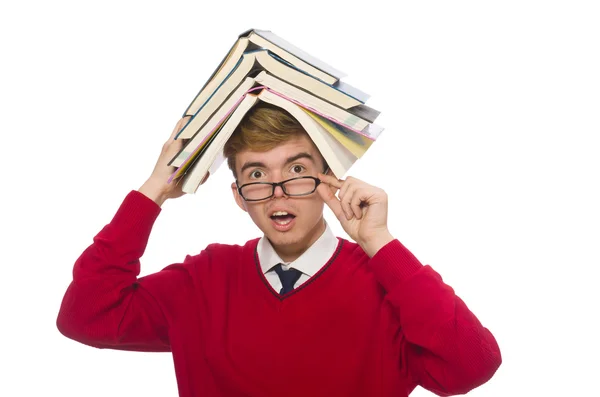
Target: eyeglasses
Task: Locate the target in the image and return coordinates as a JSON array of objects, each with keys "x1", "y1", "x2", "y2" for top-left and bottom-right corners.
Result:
[{"x1": 236, "y1": 176, "x2": 322, "y2": 202}]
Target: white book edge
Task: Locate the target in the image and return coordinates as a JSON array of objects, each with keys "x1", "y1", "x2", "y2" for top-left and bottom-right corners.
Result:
[{"x1": 181, "y1": 94, "x2": 260, "y2": 194}]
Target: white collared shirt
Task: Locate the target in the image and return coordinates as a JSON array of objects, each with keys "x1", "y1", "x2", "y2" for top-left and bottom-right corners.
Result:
[{"x1": 257, "y1": 222, "x2": 339, "y2": 292}]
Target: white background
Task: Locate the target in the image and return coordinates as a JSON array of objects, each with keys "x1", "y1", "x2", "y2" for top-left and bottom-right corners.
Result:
[{"x1": 1, "y1": 1, "x2": 598, "y2": 396}]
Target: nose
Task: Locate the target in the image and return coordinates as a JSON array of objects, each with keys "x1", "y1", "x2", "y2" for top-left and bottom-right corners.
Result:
[{"x1": 273, "y1": 184, "x2": 286, "y2": 198}]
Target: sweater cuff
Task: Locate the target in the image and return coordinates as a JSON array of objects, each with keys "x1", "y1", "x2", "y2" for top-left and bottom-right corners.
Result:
[
  {"x1": 106, "y1": 190, "x2": 162, "y2": 243},
  {"x1": 367, "y1": 239, "x2": 424, "y2": 292}
]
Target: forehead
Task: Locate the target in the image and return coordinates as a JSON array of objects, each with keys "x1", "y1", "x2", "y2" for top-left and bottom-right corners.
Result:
[{"x1": 236, "y1": 134, "x2": 321, "y2": 169}]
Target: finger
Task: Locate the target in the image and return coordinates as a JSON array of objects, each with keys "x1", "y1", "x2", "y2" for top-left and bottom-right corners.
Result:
[
  {"x1": 339, "y1": 176, "x2": 368, "y2": 202},
  {"x1": 339, "y1": 183, "x2": 357, "y2": 220},
  {"x1": 318, "y1": 172, "x2": 344, "y2": 190},
  {"x1": 169, "y1": 116, "x2": 191, "y2": 140},
  {"x1": 323, "y1": 178, "x2": 340, "y2": 197},
  {"x1": 350, "y1": 188, "x2": 372, "y2": 219},
  {"x1": 318, "y1": 173, "x2": 351, "y2": 218},
  {"x1": 200, "y1": 171, "x2": 210, "y2": 185},
  {"x1": 169, "y1": 121, "x2": 183, "y2": 140},
  {"x1": 316, "y1": 181, "x2": 347, "y2": 223},
  {"x1": 338, "y1": 176, "x2": 353, "y2": 202}
]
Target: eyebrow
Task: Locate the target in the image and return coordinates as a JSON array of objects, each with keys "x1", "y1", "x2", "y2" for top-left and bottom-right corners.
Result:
[{"x1": 240, "y1": 152, "x2": 316, "y2": 174}]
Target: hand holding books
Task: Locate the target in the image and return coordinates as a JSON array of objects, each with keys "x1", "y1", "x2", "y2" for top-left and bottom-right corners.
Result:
[{"x1": 138, "y1": 116, "x2": 201, "y2": 206}]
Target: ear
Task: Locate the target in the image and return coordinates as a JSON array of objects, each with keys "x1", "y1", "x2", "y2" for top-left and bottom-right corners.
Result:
[{"x1": 231, "y1": 182, "x2": 248, "y2": 212}]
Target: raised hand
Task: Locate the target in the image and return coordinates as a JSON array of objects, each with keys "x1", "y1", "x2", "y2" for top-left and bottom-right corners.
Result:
[
  {"x1": 138, "y1": 116, "x2": 195, "y2": 206},
  {"x1": 317, "y1": 173, "x2": 394, "y2": 257}
]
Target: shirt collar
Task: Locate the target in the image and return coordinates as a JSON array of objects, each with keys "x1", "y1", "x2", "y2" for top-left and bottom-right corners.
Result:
[{"x1": 257, "y1": 222, "x2": 339, "y2": 277}]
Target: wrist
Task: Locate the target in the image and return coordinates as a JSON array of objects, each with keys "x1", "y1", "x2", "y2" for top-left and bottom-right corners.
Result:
[
  {"x1": 361, "y1": 230, "x2": 395, "y2": 258},
  {"x1": 138, "y1": 179, "x2": 169, "y2": 207}
]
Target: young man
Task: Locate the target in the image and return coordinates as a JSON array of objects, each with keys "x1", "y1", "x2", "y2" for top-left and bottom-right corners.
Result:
[{"x1": 57, "y1": 104, "x2": 501, "y2": 396}]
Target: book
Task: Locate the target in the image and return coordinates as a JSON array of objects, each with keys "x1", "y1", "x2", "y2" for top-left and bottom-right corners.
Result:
[
  {"x1": 169, "y1": 71, "x2": 382, "y2": 169},
  {"x1": 167, "y1": 29, "x2": 385, "y2": 194},
  {"x1": 169, "y1": 84, "x2": 376, "y2": 180},
  {"x1": 179, "y1": 89, "x2": 358, "y2": 194},
  {"x1": 175, "y1": 49, "x2": 369, "y2": 141},
  {"x1": 181, "y1": 93, "x2": 262, "y2": 194},
  {"x1": 301, "y1": 110, "x2": 373, "y2": 159},
  {"x1": 183, "y1": 29, "x2": 348, "y2": 120},
  {"x1": 253, "y1": 72, "x2": 381, "y2": 134},
  {"x1": 169, "y1": 76, "x2": 260, "y2": 169},
  {"x1": 258, "y1": 90, "x2": 357, "y2": 179}
]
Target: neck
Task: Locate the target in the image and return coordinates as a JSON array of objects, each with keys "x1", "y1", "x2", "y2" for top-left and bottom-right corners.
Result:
[{"x1": 272, "y1": 218, "x2": 326, "y2": 262}]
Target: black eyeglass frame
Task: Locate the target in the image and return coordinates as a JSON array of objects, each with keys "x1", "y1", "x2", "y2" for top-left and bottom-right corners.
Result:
[{"x1": 236, "y1": 176, "x2": 323, "y2": 202}]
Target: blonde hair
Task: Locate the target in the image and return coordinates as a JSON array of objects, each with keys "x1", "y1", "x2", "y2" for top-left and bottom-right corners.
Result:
[{"x1": 223, "y1": 103, "x2": 321, "y2": 178}]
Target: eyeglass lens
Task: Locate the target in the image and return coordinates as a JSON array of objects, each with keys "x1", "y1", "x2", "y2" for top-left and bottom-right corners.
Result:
[{"x1": 241, "y1": 178, "x2": 316, "y2": 200}]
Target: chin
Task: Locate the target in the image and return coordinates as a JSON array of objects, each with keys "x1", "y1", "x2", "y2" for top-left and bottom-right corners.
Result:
[{"x1": 265, "y1": 229, "x2": 305, "y2": 247}]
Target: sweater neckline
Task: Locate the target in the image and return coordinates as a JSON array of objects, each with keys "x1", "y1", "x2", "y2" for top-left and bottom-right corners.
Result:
[{"x1": 252, "y1": 237, "x2": 346, "y2": 301}]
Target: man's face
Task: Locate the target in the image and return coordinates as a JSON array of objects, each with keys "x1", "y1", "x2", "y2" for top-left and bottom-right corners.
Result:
[{"x1": 231, "y1": 134, "x2": 326, "y2": 253}]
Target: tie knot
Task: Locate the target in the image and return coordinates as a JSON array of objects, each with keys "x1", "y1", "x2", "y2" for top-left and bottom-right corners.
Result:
[{"x1": 272, "y1": 263, "x2": 302, "y2": 295}]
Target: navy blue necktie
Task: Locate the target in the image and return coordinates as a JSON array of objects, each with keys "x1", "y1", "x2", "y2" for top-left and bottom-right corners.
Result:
[{"x1": 272, "y1": 263, "x2": 302, "y2": 295}]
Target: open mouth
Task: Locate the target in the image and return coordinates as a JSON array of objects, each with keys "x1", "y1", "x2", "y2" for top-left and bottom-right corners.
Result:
[{"x1": 270, "y1": 211, "x2": 296, "y2": 226}]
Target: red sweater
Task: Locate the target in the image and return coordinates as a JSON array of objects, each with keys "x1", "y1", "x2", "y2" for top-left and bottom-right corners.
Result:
[{"x1": 57, "y1": 191, "x2": 501, "y2": 397}]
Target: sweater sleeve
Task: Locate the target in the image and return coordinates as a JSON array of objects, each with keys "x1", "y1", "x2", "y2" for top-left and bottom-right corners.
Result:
[
  {"x1": 367, "y1": 239, "x2": 502, "y2": 396},
  {"x1": 56, "y1": 190, "x2": 195, "y2": 352}
]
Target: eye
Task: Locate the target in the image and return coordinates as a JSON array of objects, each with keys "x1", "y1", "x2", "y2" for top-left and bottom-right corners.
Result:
[
  {"x1": 290, "y1": 164, "x2": 306, "y2": 174},
  {"x1": 249, "y1": 170, "x2": 264, "y2": 179}
]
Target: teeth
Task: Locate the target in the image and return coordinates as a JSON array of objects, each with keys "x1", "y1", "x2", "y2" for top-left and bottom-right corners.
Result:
[
  {"x1": 272, "y1": 211, "x2": 289, "y2": 216},
  {"x1": 274, "y1": 218, "x2": 293, "y2": 225}
]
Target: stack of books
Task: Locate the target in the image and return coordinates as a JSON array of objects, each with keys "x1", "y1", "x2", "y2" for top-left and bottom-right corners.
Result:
[{"x1": 168, "y1": 29, "x2": 384, "y2": 194}]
